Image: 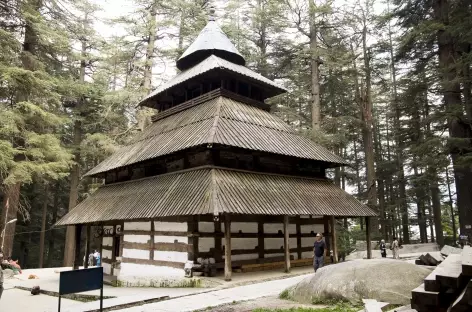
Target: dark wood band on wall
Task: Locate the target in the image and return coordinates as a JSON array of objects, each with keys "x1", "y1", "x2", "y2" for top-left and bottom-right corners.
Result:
[
  {"x1": 123, "y1": 241, "x2": 192, "y2": 253},
  {"x1": 102, "y1": 245, "x2": 113, "y2": 251},
  {"x1": 198, "y1": 232, "x2": 325, "y2": 238},
  {"x1": 121, "y1": 257, "x2": 185, "y2": 269},
  {"x1": 122, "y1": 230, "x2": 191, "y2": 236}
]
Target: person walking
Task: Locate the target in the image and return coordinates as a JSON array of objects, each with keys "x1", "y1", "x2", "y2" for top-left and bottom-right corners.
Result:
[
  {"x1": 88, "y1": 252, "x2": 94, "y2": 267},
  {"x1": 313, "y1": 233, "x2": 326, "y2": 272},
  {"x1": 391, "y1": 237, "x2": 400, "y2": 259},
  {"x1": 380, "y1": 239, "x2": 387, "y2": 258}
]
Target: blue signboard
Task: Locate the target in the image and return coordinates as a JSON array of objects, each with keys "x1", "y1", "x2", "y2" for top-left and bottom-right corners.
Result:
[{"x1": 58, "y1": 267, "x2": 103, "y2": 311}]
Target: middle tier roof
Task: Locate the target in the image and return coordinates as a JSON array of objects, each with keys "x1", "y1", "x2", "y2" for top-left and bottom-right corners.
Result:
[{"x1": 86, "y1": 96, "x2": 347, "y2": 177}]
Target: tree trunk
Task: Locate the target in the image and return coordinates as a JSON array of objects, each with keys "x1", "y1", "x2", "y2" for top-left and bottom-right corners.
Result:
[
  {"x1": 0, "y1": 0, "x2": 42, "y2": 256},
  {"x1": 361, "y1": 22, "x2": 378, "y2": 236},
  {"x1": 47, "y1": 183, "x2": 60, "y2": 268},
  {"x1": 374, "y1": 118, "x2": 386, "y2": 239},
  {"x1": 137, "y1": 1, "x2": 158, "y2": 130},
  {"x1": 445, "y1": 165, "x2": 457, "y2": 243},
  {"x1": 256, "y1": 0, "x2": 269, "y2": 77},
  {"x1": 309, "y1": 0, "x2": 321, "y2": 130},
  {"x1": 387, "y1": 0, "x2": 409, "y2": 243},
  {"x1": 413, "y1": 163, "x2": 427, "y2": 243},
  {"x1": 39, "y1": 185, "x2": 48, "y2": 268},
  {"x1": 463, "y1": 46, "x2": 472, "y2": 120},
  {"x1": 63, "y1": 30, "x2": 87, "y2": 267},
  {"x1": 433, "y1": 0, "x2": 472, "y2": 237},
  {"x1": 0, "y1": 183, "x2": 20, "y2": 257},
  {"x1": 428, "y1": 198, "x2": 435, "y2": 243}
]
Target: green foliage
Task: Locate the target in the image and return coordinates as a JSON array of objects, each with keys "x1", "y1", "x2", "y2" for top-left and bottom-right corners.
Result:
[
  {"x1": 279, "y1": 289, "x2": 292, "y2": 300},
  {"x1": 252, "y1": 301, "x2": 362, "y2": 312}
]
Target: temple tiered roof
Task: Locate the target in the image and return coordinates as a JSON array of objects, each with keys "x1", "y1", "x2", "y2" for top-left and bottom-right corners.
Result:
[
  {"x1": 57, "y1": 167, "x2": 375, "y2": 225},
  {"x1": 86, "y1": 95, "x2": 346, "y2": 176}
]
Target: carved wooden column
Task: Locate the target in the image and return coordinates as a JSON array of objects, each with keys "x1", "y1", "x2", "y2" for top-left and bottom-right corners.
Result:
[
  {"x1": 84, "y1": 225, "x2": 91, "y2": 268},
  {"x1": 283, "y1": 215, "x2": 291, "y2": 273},
  {"x1": 330, "y1": 216, "x2": 338, "y2": 263},
  {"x1": 366, "y1": 217, "x2": 372, "y2": 259},
  {"x1": 224, "y1": 214, "x2": 232, "y2": 281},
  {"x1": 73, "y1": 225, "x2": 82, "y2": 270}
]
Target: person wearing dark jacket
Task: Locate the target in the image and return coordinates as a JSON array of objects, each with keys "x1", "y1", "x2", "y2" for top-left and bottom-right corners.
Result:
[
  {"x1": 379, "y1": 239, "x2": 387, "y2": 258},
  {"x1": 313, "y1": 233, "x2": 326, "y2": 272}
]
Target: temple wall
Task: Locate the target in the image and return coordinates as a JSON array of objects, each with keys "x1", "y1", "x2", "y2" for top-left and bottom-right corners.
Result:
[
  {"x1": 99, "y1": 216, "x2": 329, "y2": 286},
  {"x1": 115, "y1": 220, "x2": 190, "y2": 287}
]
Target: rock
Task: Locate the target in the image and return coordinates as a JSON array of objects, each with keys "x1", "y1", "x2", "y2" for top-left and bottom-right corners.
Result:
[
  {"x1": 31, "y1": 286, "x2": 40, "y2": 295},
  {"x1": 398, "y1": 243, "x2": 439, "y2": 254},
  {"x1": 440, "y1": 245, "x2": 461, "y2": 257},
  {"x1": 285, "y1": 259, "x2": 431, "y2": 305}
]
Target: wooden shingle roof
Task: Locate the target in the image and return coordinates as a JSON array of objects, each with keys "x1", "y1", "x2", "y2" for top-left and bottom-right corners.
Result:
[
  {"x1": 139, "y1": 55, "x2": 286, "y2": 107},
  {"x1": 176, "y1": 20, "x2": 245, "y2": 71},
  {"x1": 86, "y1": 96, "x2": 347, "y2": 177},
  {"x1": 56, "y1": 167, "x2": 377, "y2": 226}
]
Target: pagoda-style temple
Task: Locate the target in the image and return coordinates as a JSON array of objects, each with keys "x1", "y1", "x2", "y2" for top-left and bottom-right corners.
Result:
[{"x1": 56, "y1": 17, "x2": 377, "y2": 286}]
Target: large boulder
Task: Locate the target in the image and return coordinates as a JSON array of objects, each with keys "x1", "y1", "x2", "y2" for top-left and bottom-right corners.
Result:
[{"x1": 286, "y1": 259, "x2": 432, "y2": 305}]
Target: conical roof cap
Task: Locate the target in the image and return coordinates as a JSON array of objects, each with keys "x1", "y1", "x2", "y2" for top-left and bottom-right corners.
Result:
[{"x1": 176, "y1": 20, "x2": 245, "y2": 71}]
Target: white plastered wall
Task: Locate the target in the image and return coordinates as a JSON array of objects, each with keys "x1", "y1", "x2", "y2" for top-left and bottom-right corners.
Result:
[
  {"x1": 101, "y1": 228, "x2": 114, "y2": 275},
  {"x1": 117, "y1": 220, "x2": 189, "y2": 286}
]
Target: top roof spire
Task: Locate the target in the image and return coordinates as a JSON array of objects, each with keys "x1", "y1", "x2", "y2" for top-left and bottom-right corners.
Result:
[
  {"x1": 208, "y1": 5, "x2": 216, "y2": 21},
  {"x1": 176, "y1": 6, "x2": 245, "y2": 71}
]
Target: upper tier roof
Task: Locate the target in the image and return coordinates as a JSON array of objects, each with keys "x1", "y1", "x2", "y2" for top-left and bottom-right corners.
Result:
[
  {"x1": 139, "y1": 55, "x2": 286, "y2": 107},
  {"x1": 176, "y1": 20, "x2": 245, "y2": 71},
  {"x1": 85, "y1": 96, "x2": 347, "y2": 177}
]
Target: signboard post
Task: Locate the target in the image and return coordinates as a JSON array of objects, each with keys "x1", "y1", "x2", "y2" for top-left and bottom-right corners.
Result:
[{"x1": 58, "y1": 267, "x2": 103, "y2": 312}]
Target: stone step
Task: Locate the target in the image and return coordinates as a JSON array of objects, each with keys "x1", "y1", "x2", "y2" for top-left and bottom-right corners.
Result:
[
  {"x1": 440, "y1": 245, "x2": 461, "y2": 257},
  {"x1": 435, "y1": 254, "x2": 466, "y2": 290},
  {"x1": 461, "y1": 246, "x2": 472, "y2": 277},
  {"x1": 448, "y1": 280, "x2": 472, "y2": 312}
]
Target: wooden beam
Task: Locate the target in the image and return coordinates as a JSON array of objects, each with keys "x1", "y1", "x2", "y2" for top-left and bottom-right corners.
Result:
[
  {"x1": 214, "y1": 218, "x2": 222, "y2": 262},
  {"x1": 366, "y1": 217, "x2": 372, "y2": 259},
  {"x1": 224, "y1": 214, "x2": 232, "y2": 281},
  {"x1": 258, "y1": 222, "x2": 264, "y2": 259},
  {"x1": 73, "y1": 225, "x2": 82, "y2": 270},
  {"x1": 283, "y1": 215, "x2": 291, "y2": 273},
  {"x1": 330, "y1": 216, "x2": 338, "y2": 263},
  {"x1": 121, "y1": 257, "x2": 185, "y2": 269},
  {"x1": 150, "y1": 221, "x2": 155, "y2": 260},
  {"x1": 296, "y1": 216, "x2": 302, "y2": 259},
  {"x1": 111, "y1": 225, "x2": 117, "y2": 275},
  {"x1": 188, "y1": 217, "x2": 199, "y2": 261},
  {"x1": 323, "y1": 216, "x2": 330, "y2": 252},
  {"x1": 84, "y1": 225, "x2": 91, "y2": 269},
  {"x1": 198, "y1": 232, "x2": 319, "y2": 239}
]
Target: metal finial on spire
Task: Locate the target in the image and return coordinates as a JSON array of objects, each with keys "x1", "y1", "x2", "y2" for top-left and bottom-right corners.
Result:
[{"x1": 209, "y1": 5, "x2": 216, "y2": 21}]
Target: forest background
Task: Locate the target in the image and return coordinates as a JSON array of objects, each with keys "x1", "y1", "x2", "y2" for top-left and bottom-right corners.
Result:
[{"x1": 1, "y1": 0, "x2": 471, "y2": 268}]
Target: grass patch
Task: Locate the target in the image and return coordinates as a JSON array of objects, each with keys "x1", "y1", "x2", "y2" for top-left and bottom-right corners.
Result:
[
  {"x1": 279, "y1": 289, "x2": 292, "y2": 300},
  {"x1": 252, "y1": 302, "x2": 362, "y2": 312},
  {"x1": 382, "y1": 304, "x2": 402, "y2": 311}
]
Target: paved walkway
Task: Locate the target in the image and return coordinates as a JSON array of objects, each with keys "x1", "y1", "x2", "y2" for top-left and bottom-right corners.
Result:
[
  {"x1": 115, "y1": 274, "x2": 309, "y2": 312},
  {"x1": 1, "y1": 266, "x2": 312, "y2": 312}
]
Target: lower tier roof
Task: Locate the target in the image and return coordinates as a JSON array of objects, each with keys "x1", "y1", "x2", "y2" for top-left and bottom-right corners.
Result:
[{"x1": 55, "y1": 167, "x2": 377, "y2": 226}]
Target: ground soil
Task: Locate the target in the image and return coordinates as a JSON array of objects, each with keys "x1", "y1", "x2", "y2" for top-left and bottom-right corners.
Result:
[{"x1": 200, "y1": 296, "x2": 326, "y2": 312}]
